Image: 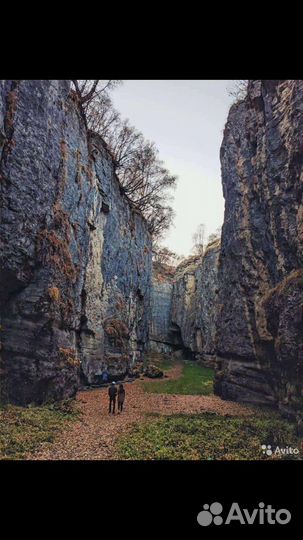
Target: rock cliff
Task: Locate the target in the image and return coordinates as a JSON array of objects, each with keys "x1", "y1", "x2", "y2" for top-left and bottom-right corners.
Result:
[
  {"x1": 149, "y1": 240, "x2": 220, "y2": 361},
  {"x1": 1, "y1": 79, "x2": 302, "y2": 418},
  {"x1": 171, "y1": 241, "x2": 220, "y2": 361},
  {"x1": 215, "y1": 80, "x2": 303, "y2": 417},
  {"x1": 149, "y1": 262, "x2": 175, "y2": 353},
  {"x1": 0, "y1": 80, "x2": 152, "y2": 404}
]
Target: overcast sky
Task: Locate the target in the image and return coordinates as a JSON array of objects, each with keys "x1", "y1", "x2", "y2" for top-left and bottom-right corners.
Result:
[{"x1": 111, "y1": 80, "x2": 235, "y2": 256}]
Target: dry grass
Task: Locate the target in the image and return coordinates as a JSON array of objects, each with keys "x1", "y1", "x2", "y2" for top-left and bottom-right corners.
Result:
[
  {"x1": 23, "y1": 368, "x2": 253, "y2": 460},
  {"x1": 59, "y1": 348, "x2": 80, "y2": 368},
  {"x1": 37, "y1": 229, "x2": 77, "y2": 282},
  {"x1": 48, "y1": 286, "x2": 60, "y2": 302}
]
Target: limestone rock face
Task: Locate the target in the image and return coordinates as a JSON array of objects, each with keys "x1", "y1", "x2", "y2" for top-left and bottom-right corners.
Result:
[
  {"x1": 149, "y1": 242, "x2": 220, "y2": 361},
  {"x1": 149, "y1": 262, "x2": 175, "y2": 353},
  {"x1": 262, "y1": 269, "x2": 303, "y2": 415},
  {"x1": 215, "y1": 80, "x2": 303, "y2": 416},
  {"x1": 80, "y1": 132, "x2": 152, "y2": 385},
  {"x1": 171, "y1": 242, "x2": 220, "y2": 360},
  {"x1": 195, "y1": 241, "x2": 221, "y2": 359},
  {"x1": 171, "y1": 256, "x2": 201, "y2": 354},
  {"x1": 0, "y1": 80, "x2": 152, "y2": 404}
]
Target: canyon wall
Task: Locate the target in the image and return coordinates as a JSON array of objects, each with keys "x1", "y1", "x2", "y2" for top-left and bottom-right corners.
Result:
[
  {"x1": 1, "y1": 78, "x2": 302, "y2": 417},
  {"x1": 149, "y1": 262, "x2": 175, "y2": 353},
  {"x1": 215, "y1": 80, "x2": 303, "y2": 417},
  {"x1": 171, "y1": 241, "x2": 220, "y2": 360},
  {"x1": 149, "y1": 241, "x2": 220, "y2": 361},
  {"x1": 0, "y1": 80, "x2": 152, "y2": 405}
]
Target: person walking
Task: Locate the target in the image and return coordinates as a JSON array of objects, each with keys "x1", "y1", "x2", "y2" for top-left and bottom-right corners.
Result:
[
  {"x1": 108, "y1": 381, "x2": 117, "y2": 414},
  {"x1": 117, "y1": 384, "x2": 126, "y2": 413}
]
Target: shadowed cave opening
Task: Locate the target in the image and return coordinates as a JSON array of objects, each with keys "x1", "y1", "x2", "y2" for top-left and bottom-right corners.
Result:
[{"x1": 168, "y1": 322, "x2": 195, "y2": 360}]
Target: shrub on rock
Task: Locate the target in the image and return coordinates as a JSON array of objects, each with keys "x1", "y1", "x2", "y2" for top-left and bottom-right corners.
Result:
[{"x1": 144, "y1": 364, "x2": 164, "y2": 378}]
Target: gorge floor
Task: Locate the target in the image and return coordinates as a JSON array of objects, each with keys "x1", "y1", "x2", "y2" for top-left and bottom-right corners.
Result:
[
  {"x1": 16, "y1": 364, "x2": 237, "y2": 459},
  {"x1": 16, "y1": 362, "x2": 300, "y2": 461}
]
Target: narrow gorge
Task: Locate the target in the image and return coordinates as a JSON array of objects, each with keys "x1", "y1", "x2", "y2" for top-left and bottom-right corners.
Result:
[
  {"x1": 0, "y1": 79, "x2": 302, "y2": 424},
  {"x1": 149, "y1": 239, "x2": 220, "y2": 364}
]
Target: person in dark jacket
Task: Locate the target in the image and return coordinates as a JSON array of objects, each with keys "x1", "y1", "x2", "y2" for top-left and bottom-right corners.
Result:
[
  {"x1": 108, "y1": 382, "x2": 117, "y2": 414},
  {"x1": 118, "y1": 384, "x2": 126, "y2": 413}
]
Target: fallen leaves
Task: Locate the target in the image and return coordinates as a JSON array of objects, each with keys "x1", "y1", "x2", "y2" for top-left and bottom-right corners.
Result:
[{"x1": 24, "y1": 366, "x2": 253, "y2": 460}]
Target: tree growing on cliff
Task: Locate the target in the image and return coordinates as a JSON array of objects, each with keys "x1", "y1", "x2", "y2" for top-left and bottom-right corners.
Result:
[
  {"x1": 71, "y1": 81, "x2": 122, "y2": 142},
  {"x1": 72, "y1": 80, "x2": 176, "y2": 239},
  {"x1": 228, "y1": 80, "x2": 249, "y2": 102},
  {"x1": 110, "y1": 124, "x2": 176, "y2": 236},
  {"x1": 207, "y1": 226, "x2": 221, "y2": 244},
  {"x1": 192, "y1": 223, "x2": 205, "y2": 256},
  {"x1": 152, "y1": 245, "x2": 181, "y2": 266},
  {"x1": 72, "y1": 80, "x2": 121, "y2": 108}
]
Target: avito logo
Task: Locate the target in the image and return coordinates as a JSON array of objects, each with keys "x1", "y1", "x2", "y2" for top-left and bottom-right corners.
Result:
[{"x1": 197, "y1": 502, "x2": 291, "y2": 526}]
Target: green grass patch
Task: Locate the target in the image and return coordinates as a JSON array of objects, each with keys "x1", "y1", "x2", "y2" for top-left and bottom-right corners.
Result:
[
  {"x1": 117, "y1": 410, "x2": 302, "y2": 460},
  {"x1": 143, "y1": 361, "x2": 214, "y2": 395},
  {"x1": 143, "y1": 352, "x2": 175, "y2": 372},
  {"x1": 154, "y1": 356, "x2": 175, "y2": 372},
  {"x1": 0, "y1": 399, "x2": 79, "y2": 459}
]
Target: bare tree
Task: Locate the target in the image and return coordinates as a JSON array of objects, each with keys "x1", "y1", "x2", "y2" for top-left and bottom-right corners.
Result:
[
  {"x1": 147, "y1": 204, "x2": 175, "y2": 238},
  {"x1": 71, "y1": 80, "x2": 177, "y2": 240},
  {"x1": 71, "y1": 80, "x2": 121, "y2": 108},
  {"x1": 192, "y1": 223, "x2": 205, "y2": 255},
  {"x1": 152, "y1": 245, "x2": 179, "y2": 266},
  {"x1": 207, "y1": 226, "x2": 221, "y2": 244},
  {"x1": 228, "y1": 80, "x2": 248, "y2": 102},
  {"x1": 111, "y1": 126, "x2": 177, "y2": 238},
  {"x1": 86, "y1": 94, "x2": 121, "y2": 140}
]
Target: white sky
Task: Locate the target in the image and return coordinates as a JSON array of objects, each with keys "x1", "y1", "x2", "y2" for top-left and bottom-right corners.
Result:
[{"x1": 111, "y1": 80, "x2": 235, "y2": 256}]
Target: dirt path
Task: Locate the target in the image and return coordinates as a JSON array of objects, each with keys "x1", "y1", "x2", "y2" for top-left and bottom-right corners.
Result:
[{"x1": 25, "y1": 366, "x2": 253, "y2": 460}]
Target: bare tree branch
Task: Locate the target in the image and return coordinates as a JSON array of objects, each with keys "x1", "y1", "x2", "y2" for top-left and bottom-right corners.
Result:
[
  {"x1": 71, "y1": 79, "x2": 176, "y2": 239},
  {"x1": 192, "y1": 223, "x2": 206, "y2": 255},
  {"x1": 228, "y1": 80, "x2": 249, "y2": 103}
]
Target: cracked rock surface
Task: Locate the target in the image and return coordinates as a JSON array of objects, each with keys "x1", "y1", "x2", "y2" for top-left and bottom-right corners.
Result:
[
  {"x1": 215, "y1": 80, "x2": 303, "y2": 417},
  {"x1": 0, "y1": 80, "x2": 152, "y2": 404}
]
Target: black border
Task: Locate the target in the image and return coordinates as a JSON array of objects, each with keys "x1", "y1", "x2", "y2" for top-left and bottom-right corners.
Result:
[
  {"x1": 3, "y1": 1, "x2": 303, "y2": 80},
  {"x1": 1, "y1": 460, "x2": 302, "y2": 538},
  {"x1": 1, "y1": 6, "x2": 303, "y2": 537}
]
